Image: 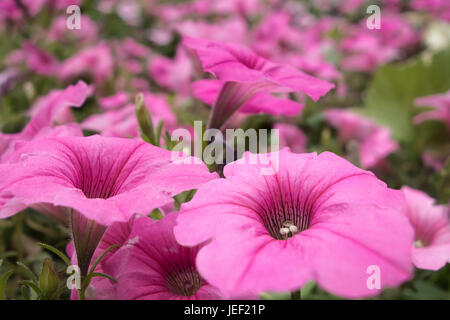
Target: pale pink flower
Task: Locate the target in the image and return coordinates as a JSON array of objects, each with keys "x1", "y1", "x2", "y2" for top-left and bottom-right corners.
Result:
[
  {"x1": 176, "y1": 18, "x2": 247, "y2": 44},
  {"x1": 82, "y1": 93, "x2": 177, "y2": 138},
  {"x1": 48, "y1": 15, "x2": 99, "y2": 44},
  {"x1": 273, "y1": 123, "x2": 307, "y2": 153},
  {"x1": 402, "y1": 187, "x2": 450, "y2": 271},
  {"x1": 341, "y1": 14, "x2": 419, "y2": 72},
  {"x1": 0, "y1": 135, "x2": 216, "y2": 225},
  {"x1": 184, "y1": 36, "x2": 334, "y2": 128},
  {"x1": 99, "y1": 92, "x2": 130, "y2": 110},
  {"x1": 412, "y1": 0, "x2": 450, "y2": 22},
  {"x1": 414, "y1": 90, "x2": 450, "y2": 129},
  {"x1": 175, "y1": 150, "x2": 414, "y2": 298},
  {"x1": 59, "y1": 44, "x2": 115, "y2": 84},
  {"x1": 324, "y1": 108, "x2": 398, "y2": 168},
  {"x1": 192, "y1": 80, "x2": 305, "y2": 117},
  {"x1": 0, "y1": 135, "x2": 216, "y2": 275},
  {"x1": 23, "y1": 42, "x2": 59, "y2": 76},
  {"x1": 148, "y1": 47, "x2": 193, "y2": 95}
]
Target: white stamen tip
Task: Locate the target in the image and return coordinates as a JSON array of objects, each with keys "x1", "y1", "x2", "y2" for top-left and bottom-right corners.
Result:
[
  {"x1": 280, "y1": 228, "x2": 290, "y2": 235},
  {"x1": 289, "y1": 225, "x2": 298, "y2": 233}
]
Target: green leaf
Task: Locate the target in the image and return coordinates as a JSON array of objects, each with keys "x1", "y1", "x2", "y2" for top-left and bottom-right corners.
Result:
[
  {"x1": 36, "y1": 242, "x2": 71, "y2": 266},
  {"x1": 86, "y1": 272, "x2": 117, "y2": 284},
  {"x1": 16, "y1": 262, "x2": 38, "y2": 282},
  {"x1": 21, "y1": 285, "x2": 31, "y2": 300},
  {"x1": 155, "y1": 120, "x2": 164, "y2": 147},
  {"x1": 359, "y1": 48, "x2": 450, "y2": 144},
  {"x1": 135, "y1": 93, "x2": 157, "y2": 146},
  {"x1": 0, "y1": 270, "x2": 13, "y2": 300},
  {"x1": 18, "y1": 280, "x2": 41, "y2": 296},
  {"x1": 88, "y1": 244, "x2": 120, "y2": 275}
]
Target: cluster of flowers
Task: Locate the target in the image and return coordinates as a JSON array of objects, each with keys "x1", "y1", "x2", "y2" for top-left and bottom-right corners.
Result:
[{"x1": 0, "y1": 0, "x2": 449, "y2": 300}]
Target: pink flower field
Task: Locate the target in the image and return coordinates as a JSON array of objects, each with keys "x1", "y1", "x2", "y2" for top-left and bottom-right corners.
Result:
[{"x1": 0, "y1": 0, "x2": 448, "y2": 304}]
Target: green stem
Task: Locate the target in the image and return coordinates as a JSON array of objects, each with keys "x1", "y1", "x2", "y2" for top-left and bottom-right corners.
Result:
[{"x1": 14, "y1": 212, "x2": 24, "y2": 262}]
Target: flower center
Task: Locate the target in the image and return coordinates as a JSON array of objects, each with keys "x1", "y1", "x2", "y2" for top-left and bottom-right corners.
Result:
[
  {"x1": 260, "y1": 205, "x2": 312, "y2": 240},
  {"x1": 165, "y1": 267, "x2": 204, "y2": 297},
  {"x1": 414, "y1": 239, "x2": 429, "y2": 248}
]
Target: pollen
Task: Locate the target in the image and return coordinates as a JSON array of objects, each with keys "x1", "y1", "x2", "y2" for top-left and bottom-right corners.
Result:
[{"x1": 279, "y1": 221, "x2": 299, "y2": 240}]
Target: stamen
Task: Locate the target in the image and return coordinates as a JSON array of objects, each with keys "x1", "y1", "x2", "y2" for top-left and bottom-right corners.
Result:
[
  {"x1": 414, "y1": 240, "x2": 425, "y2": 248},
  {"x1": 279, "y1": 221, "x2": 299, "y2": 240}
]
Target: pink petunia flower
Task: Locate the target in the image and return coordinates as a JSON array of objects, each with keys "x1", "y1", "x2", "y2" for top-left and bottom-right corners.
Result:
[
  {"x1": 324, "y1": 108, "x2": 398, "y2": 168},
  {"x1": 414, "y1": 90, "x2": 450, "y2": 129},
  {"x1": 272, "y1": 123, "x2": 307, "y2": 153},
  {"x1": 183, "y1": 36, "x2": 334, "y2": 129},
  {"x1": 48, "y1": 15, "x2": 99, "y2": 44},
  {"x1": 98, "y1": 92, "x2": 130, "y2": 110},
  {"x1": 82, "y1": 92, "x2": 177, "y2": 138},
  {"x1": 0, "y1": 135, "x2": 217, "y2": 274},
  {"x1": 22, "y1": 42, "x2": 59, "y2": 76},
  {"x1": 174, "y1": 149, "x2": 414, "y2": 298},
  {"x1": 402, "y1": 187, "x2": 450, "y2": 271},
  {"x1": 192, "y1": 79, "x2": 305, "y2": 117},
  {"x1": 0, "y1": 135, "x2": 216, "y2": 224},
  {"x1": 412, "y1": 0, "x2": 450, "y2": 22},
  {"x1": 112, "y1": 213, "x2": 224, "y2": 300},
  {"x1": 59, "y1": 44, "x2": 115, "y2": 84},
  {"x1": 148, "y1": 47, "x2": 193, "y2": 96}
]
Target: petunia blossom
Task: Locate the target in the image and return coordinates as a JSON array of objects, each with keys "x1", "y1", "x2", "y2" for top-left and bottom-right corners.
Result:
[
  {"x1": 174, "y1": 149, "x2": 414, "y2": 298},
  {"x1": 183, "y1": 36, "x2": 334, "y2": 129},
  {"x1": 59, "y1": 43, "x2": 114, "y2": 84},
  {"x1": 272, "y1": 123, "x2": 307, "y2": 153},
  {"x1": 148, "y1": 47, "x2": 193, "y2": 96},
  {"x1": 0, "y1": 135, "x2": 216, "y2": 224},
  {"x1": 98, "y1": 92, "x2": 130, "y2": 110},
  {"x1": 402, "y1": 186, "x2": 450, "y2": 271},
  {"x1": 82, "y1": 92, "x2": 177, "y2": 139},
  {"x1": 0, "y1": 135, "x2": 217, "y2": 274},
  {"x1": 192, "y1": 79, "x2": 305, "y2": 117},
  {"x1": 115, "y1": 213, "x2": 224, "y2": 300},
  {"x1": 414, "y1": 90, "x2": 450, "y2": 129},
  {"x1": 324, "y1": 108, "x2": 398, "y2": 168}
]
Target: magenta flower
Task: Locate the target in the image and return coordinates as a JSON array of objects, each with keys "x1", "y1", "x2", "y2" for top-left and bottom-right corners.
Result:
[
  {"x1": 193, "y1": 79, "x2": 305, "y2": 117},
  {"x1": 115, "y1": 213, "x2": 223, "y2": 300},
  {"x1": 67, "y1": 214, "x2": 141, "y2": 300},
  {"x1": 59, "y1": 44, "x2": 114, "y2": 84},
  {"x1": 412, "y1": 0, "x2": 450, "y2": 22},
  {"x1": 0, "y1": 135, "x2": 216, "y2": 225},
  {"x1": 273, "y1": 123, "x2": 307, "y2": 153},
  {"x1": 98, "y1": 92, "x2": 129, "y2": 110},
  {"x1": 324, "y1": 108, "x2": 398, "y2": 168},
  {"x1": 402, "y1": 187, "x2": 450, "y2": 271},
  {"x1": 174, "y1": 150, "x2": 414, "y2": 298},
  {"x1": 48, "y1": 15, "x2": 98, "y2": 44},
  {"x1": 183, "y1": 36, "x2": 334, "y2": 128},
  {"x1": 0, "y1": 135, "x2": 217, "y2": 274},
  {"x1": 22, "y1": 42, "x2": 59, "y2": 76},
  {"x1": 414, "y1": 90, "x2": 450, "y2": 129},
  {"x1": 148, "y1": 47, "x2": 193, "y2": 96},
  {"x1": 82, "y1": 93, "x2": 177, "y2": 138}
]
